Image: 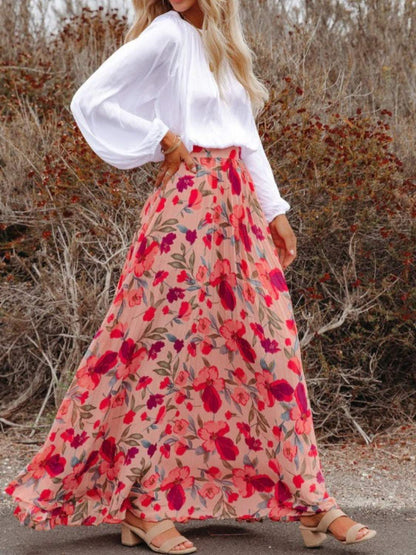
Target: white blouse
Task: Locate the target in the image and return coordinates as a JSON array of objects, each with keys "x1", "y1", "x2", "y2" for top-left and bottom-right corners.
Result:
[{"x1": 70, "y1": 9, "x2": 290, "y2": 222}]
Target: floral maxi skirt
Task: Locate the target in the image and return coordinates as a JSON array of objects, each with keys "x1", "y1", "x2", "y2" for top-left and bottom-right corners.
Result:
[{"x1": 5, "y1": 145, "x2": 339, "y2": 530}]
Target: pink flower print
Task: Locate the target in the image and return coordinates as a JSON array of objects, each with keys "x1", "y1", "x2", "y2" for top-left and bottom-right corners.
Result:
[
  {"x1": 267, "y1": 497, "x2": 293, "y2": 520},
  {"x1": 231, "y1": 386, "x2": 250, "y2": 406},
  {"x1": 173, "y1": 418, "x2": 189, "y2": 436},
  {"x1": 174, "y1": 369, "x2": 189, "y2": 387},
  {"x1": 116, "y1": 338, "x2": 147, "y2": 380},
  {"x1": 75, "y1": 351, "x2": 118, "y2": 390},
  {"x1": 219, "y1": 319, "x2": 256, "y2": 363},
  {"x1": 142, "y1": 472, "x2": 160, "y2": 491},
  {"x1": 56, "y1": 398, "x2": 70, "y2": 419},
  {"x1": 111, "y1": 388, "x2": 126, "y2": 408},
  {"x1": 62, "y1": 462, "x2": 85, "y2": 491},
  {"x1": 282, "y1": 440, "x2": 297, "y2": 462},
  {"x1": 197, "y1": 421, "x2": 239, "y2": 460},
  {"x1": 200, "y1": 156, "x2": 216, "y2": 168},
  {"x1": 200, "y1": 482, "x2": 220, "y2": 499},
  {"x1": 193, "y1": 365, "x2": 225, "y2": 413},
  {"x1": 232, "y1": 465, "x2": 274, "y2": 498},
  {"x1": 27, "y1": 445, "x2": 66, "y2": 479},
  {"x1": 196, "y1": 265, "x2": 208, "y2": 284},
  {"x1": 133, "y1": 238, "x2": 159, "y2": 278},
  {"x1": 210, "y1": 259, "x2": 237, "y2": 311},
  {"x1": 197, "y1": 317, "x2": 211, "y2": 335},
  {"x1": 255, "y1": 371, "x2": 294, "y2": 407},
  {"x1": 242, "y1": 279, "x2": 256, "y2": 304},
  {"x1": 160, "y1": 466, "x2": 194, "y2": 510},
  {"x1": 287, "y1": 356, "x2": 302, "y2": 376},
  {"x1": 290, "y1": 382, "x2": 312, "y2": 434},
  {"x1": 127, "y1": 287, "x2": 143, "y2": 307}
]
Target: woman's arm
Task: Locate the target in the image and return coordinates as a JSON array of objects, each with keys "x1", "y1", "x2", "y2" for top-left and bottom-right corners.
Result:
[
  {"x1": 70, "y1": 17, "x2": 180, "y2": 169},
  {"x1": 241, "y1": 141, "x2": 291, "y2": 223}
]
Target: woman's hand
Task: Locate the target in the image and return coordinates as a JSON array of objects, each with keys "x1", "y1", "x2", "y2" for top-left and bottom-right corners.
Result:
[
  {"x1": 155, "y1": 130, "x2": 197, "y2": 188},
  {"x1": 269, "y1": 213, "x2": 297, "y2": 270}
]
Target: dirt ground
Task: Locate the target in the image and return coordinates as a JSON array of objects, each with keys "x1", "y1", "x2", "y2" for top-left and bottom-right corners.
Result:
[{"x1": 1, "y1": 421, "x2": 415, "y2": 512}]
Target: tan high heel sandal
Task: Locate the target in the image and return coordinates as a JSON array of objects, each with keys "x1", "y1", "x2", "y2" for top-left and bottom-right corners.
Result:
[
  {"x1": 121, "y1": 518, "x2": 197, "y2": 553},
  {"x1": 299, "y1": 508, "x2": 377, "y2": 548}
]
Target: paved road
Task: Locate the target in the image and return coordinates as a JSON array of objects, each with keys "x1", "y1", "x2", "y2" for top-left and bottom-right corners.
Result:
[{"x1": 1, "y1": 507, "x2": 415, "y2": 555}]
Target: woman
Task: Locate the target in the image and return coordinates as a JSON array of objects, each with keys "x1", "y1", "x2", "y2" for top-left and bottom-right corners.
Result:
[{"x1": 5, "y1": 0, "x2": 376, "y2": 553}]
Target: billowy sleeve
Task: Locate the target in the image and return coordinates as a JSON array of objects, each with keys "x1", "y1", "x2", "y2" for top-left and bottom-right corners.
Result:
[
  {"x1": 241, "y1": 114, "x2": 291, "y2": 224},
  {"x1": 70, "y1": 19, "x2": 179, "y2": 169}
]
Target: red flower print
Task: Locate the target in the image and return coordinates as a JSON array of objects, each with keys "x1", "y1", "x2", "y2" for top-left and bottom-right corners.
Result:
[
  {"x1": 232, "y1": 465, "x2": 274, "y2": 497},
  {"x1": 133, "y1": 238, "x2": 159, "y2": 278},
  {"x1": 268, "y1": 458, "x2": 281, "y2": 476},
  {"x1": 123, "y1": 410, "x2": 136, "y2": 424},
  {"x1": 290, "y1": 382, "x2": 312, "y2": 434},
  {"x1": 237, "y1": 422, "x2": 251, "y2": 438},
  {"x1": 188, "y1": 188, "x2": 202, "y2": 209},
  {"x1": 227, "y1": 160, "x2": 241, "y2": 195},
  {"x1": 116, "y1": 338, "x2": 147, "y2": 379},
  {"x1": 210, "y1": 259, "x2": 237, "y2": 311},
  {"x1": 220, "y1": 319, "x2": 256, "y2": 363},
  {"x1": 193, "y1": 366, "x2": 225, "y2": 413},
  {"x1": 293, "y1": 475, "x2": 305, "y2": 488},
  {"x1": 256, "y1": 371, "x2": 294, "y2": 407},
  {"x1": 197, "y1": 421, "x2": 239, "y2": 460},
  {"x1": 27, "y1": 445, "x2": 66, "y2": 479},
  {"x1": 99, "y1": 437, "x2": 125, "y2": 481},
  {"x1": 230, "y1": 205, "x2": 252, "y2": 252},
  {"x1": 75, "y1": 350, "x2": 118, "y2": 390},
  {"x1": 160, "y1": 466, "x2": 194, "y2": 510},
  {"x1": 178, "y1": 301, "x2": 192, "y2": 320},
  {"x1": 286, "y1": 319, "x2": 297, "y2": 335},
  {"x1": 287, "y1": 356, "x2": 301, "y2": 376},
  {"x1": 275, "y1": 480, "x2": 292, "y2": 505},
  {"x1": 136, "y1": 375, "x2": 152, "y2": 390},
  {"x1": 109, "y1": 321, "x2": 128, "y2": 339},
  {"x1": 255, "y1": 259, "x2": 287, "y2": 299}
]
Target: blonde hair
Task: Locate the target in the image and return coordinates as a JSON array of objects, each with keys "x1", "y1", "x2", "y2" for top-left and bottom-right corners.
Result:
[{"x1": 125, "y1": 0, "x2": 269, "y2": 117}]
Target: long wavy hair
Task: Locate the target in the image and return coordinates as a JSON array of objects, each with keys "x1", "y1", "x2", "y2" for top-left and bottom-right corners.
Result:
[{"x1": 125, "y1": 0, "x2": 269, "y2": 117}]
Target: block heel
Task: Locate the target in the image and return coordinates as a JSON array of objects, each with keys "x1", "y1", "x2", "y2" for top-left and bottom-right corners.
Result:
[
  {"x1": 121, "y1": 523, "x2": 143, "y2": 547},
  {"x1": 299, "y1": 525, "x2": 327, "y2": 547}
]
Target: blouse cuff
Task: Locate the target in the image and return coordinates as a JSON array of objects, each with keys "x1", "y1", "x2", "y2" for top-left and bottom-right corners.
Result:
[{"x1": 146, "y1": 117, "x2": 170, "y2": 163}]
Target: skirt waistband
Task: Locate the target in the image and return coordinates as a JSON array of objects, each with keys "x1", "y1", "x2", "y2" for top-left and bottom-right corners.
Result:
[{"x1": 190, "y1": 145, "x2": 242, "y2": 159}]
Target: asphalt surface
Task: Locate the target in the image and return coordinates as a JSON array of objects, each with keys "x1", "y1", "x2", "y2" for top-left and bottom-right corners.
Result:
[{"x1": 1, "y1": 507, "x2": 415, "y2": 555}]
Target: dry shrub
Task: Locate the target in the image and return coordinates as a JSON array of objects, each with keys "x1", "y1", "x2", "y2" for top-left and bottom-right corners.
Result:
[{"x1": 0, "y1": 1, "x2": 415, "y2": 440}]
